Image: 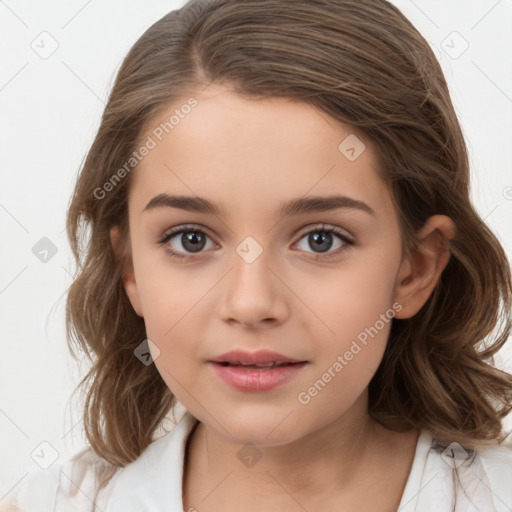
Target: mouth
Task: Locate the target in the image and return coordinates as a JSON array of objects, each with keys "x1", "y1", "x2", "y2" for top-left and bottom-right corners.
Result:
[
  {"x1": 209, "y1": 349, "x2": 308, "y2": 367},
  {"x1": 208, "y1": 360, "x2": 308, "y2": 391},
  {"x1": 213, "y1": 361, "x2": 305, "y2": 370}
]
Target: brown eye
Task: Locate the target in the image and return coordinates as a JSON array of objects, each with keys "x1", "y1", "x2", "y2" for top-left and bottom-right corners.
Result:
[
  {"x1": 295, "y1": 225, "x2": 354, "y2": 259},
  {"x1": 159, "y1": 225, "x2": 216, "y2": 259},
  {"x1": 176, "y1": 231, "x2": 207, "y2": 253}
]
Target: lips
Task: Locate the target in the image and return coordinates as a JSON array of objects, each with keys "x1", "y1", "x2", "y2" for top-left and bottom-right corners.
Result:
[
  {"x1": 215, "y1": 361, "x2": 298, "y2": 369},
  {"x1": 208, "y1": 361, "x2": 308, "y2": 393},
  {"x1": 209, "y1": 349, "x2": 307, "y2": 367}
]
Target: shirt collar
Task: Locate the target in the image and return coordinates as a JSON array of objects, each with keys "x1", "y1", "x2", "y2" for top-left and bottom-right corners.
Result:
[
  {"x1": 105, "y1": 411, "x2": 199, "y2": 512},
  {"x1": 106, "y1": 415, "x2": 431, "y2": 511}
]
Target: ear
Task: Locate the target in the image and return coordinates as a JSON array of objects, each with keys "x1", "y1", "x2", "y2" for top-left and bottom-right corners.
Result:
[
  {"x1": 110, "y1": 226, "x2": 144, "y2": 318},
  {"x1": 393, "y1": 215, "x2": 455, "y2": 319}
]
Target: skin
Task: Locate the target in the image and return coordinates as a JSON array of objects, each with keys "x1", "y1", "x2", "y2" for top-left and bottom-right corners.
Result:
[{"x1": 112, "y1": 83, "x2": 455, "y2": 511}]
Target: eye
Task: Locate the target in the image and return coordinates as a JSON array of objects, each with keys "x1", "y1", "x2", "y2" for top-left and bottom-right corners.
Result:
[
  {"x1": 157, "y1": 223, "x2": 354, "y2": 261},
  {"x1": 294, "y1": 224, "x2": 354, "y2": 259},
  {"x1": 158, "y1": 225, "x2": 216, "y2": 260}
]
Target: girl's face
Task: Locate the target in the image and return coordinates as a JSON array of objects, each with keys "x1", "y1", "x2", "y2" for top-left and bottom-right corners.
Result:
[{"x1": 119, "y1": 84, "x2": 423, "y2": 445}]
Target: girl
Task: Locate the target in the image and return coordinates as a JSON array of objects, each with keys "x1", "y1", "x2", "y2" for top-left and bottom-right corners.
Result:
[{"x1": 3, "y1": 0, "x2": 512, "y2": 510}]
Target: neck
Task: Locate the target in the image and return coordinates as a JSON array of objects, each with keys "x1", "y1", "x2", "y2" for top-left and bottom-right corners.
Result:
[{"x1": 183, "y1": 392, "x2": 414, "y2": 510}]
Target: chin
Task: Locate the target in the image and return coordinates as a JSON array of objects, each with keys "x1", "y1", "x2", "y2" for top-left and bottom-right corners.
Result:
[{"x1": 209, "y1": 407, "x2": 308, "y2": 447}]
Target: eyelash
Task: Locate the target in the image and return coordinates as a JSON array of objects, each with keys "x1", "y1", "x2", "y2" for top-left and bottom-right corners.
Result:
[{"x1": 157, "y1": 223, "x2": 354, "y2": 261}]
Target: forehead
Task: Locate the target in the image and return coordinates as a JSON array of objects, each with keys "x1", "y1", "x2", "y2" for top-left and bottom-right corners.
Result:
[{"x1": 129, "y1": 85, "x2": 391, "y2": 217}]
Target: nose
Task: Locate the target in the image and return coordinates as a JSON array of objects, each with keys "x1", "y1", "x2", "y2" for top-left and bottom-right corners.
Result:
[{"x1": 219, "y1": 249, "x2": 289, "y2": 329}]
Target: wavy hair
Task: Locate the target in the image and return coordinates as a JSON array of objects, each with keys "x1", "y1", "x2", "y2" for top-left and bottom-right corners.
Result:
[{"x1": 65, "y1": 0, "x2": 512, "y2": 476}]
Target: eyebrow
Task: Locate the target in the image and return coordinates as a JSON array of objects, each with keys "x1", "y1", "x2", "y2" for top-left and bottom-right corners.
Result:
[{"x1": 143, "y1": 193, "x2": 375, "y2": 217}]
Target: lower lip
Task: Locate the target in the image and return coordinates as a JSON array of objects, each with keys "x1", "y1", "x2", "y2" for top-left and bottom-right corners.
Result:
[{"x1": 208, "y1": 362, "x2": 307, "y2": 391}]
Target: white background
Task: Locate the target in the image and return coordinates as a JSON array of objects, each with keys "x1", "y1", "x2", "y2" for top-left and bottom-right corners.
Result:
[{"x1": 1, "y1": 0, "x2": 511, "y2": 501}]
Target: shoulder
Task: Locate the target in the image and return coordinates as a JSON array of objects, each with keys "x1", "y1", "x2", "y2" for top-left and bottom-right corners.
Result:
[
  {"x1": 0, "y1": 412, "x2": 199, "y2": 512},
  {"x1": 0, "y1": 449, "x2": 120, "y2": 512}
]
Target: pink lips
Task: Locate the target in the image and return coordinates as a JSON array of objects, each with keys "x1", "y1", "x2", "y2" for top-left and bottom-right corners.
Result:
[
  {"x1": 210, "y1": 349, "x2": 305, "y2": 365},
  {"x1": 207, "y1": 349, "x2": 308, "y2": 392}
]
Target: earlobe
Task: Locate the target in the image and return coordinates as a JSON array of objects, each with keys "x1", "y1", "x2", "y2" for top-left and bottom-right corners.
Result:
[
  {"x1": 393, "y1": 215, "x2": 455, "y2": 319},
  {"x1": 110, "y1": 226, "x2": 144, "y2": 318}
]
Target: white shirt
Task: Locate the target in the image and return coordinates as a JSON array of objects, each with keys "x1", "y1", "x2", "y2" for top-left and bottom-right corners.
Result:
[{"x1": 3, "y1": 412, "x2": 512, "y2": 512}]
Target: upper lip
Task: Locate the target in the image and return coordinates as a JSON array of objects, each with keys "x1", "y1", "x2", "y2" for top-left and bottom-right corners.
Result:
[{"x1": 209, "y1": 350, "x2": 306, "y2": 365}]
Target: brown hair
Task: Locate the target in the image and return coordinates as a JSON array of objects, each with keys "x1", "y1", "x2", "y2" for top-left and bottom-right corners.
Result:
[{"x1": 66, "y1": 0, "x2": 512, "y2": 474}]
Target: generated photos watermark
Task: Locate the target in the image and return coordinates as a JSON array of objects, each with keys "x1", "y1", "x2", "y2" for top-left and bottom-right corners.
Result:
[{"x1": 93, "y1": 97, "x2": 198, "y2": 200}]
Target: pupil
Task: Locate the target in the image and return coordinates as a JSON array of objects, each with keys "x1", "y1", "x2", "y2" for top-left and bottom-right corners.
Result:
[
  {"x1": 182, "y1": 231, "x2": 205, "y2": 252},
  {"x1": 310, "y1": 232, "x2": 332, "y2": 253}
]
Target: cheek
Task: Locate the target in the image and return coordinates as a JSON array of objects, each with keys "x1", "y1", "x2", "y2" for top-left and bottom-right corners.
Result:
[
  {"x1": 295, "y1": 266, "x2": 397, "y2": 418},
  {"x1": 291, "y1": 245, "x2": 400, "y2": 409},
  {"x1": 294, "y1": 248, "x2": 400, "y2": 349},
  {"x1": 135, "y1": 264, "x2": 216, "y2": 394},
  {"x1": 147, "y1": 300, "x2": 202, "y2": 407},
  {"x1": 136, "y1": 257, "x2": 211, "y2": 334},
  {"x1": 140, "y1": 277, "x2": 204, "y2": 404}
]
